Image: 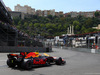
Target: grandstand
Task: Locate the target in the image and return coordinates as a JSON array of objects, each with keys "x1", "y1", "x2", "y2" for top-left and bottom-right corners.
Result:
[
  {"x1": 0, "y1": 0, "x2": 14, "y2": 46},
  {"x1": 0, "y1": 0, "x2": 51, "y2": 52}
]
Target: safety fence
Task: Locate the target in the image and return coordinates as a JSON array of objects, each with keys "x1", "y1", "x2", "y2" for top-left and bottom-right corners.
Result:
[
  {"x1": 53, "y1": 46, "x2": 100, "y2": 54},
  {"x1": 0, "y1": 46, "x2": 52, "y2": 53}
]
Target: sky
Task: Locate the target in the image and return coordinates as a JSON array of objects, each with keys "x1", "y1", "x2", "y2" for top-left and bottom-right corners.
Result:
[{"x1": 2, "y1": 0, "x2": 100, "y2": 13}]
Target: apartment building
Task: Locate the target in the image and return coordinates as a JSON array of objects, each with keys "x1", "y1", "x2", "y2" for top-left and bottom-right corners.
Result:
[
  {"x1": 85, "y1": 12, "x2": 95, "y2": 18},
  {"x1": 55, "y1": 11, "x2": 64, "y2": 17},
  {"x1": 50, "y1": 9, "x2": 55, "y2": 16},
  {"x1": 43, "y1": 10, "x2": 48, "y2": 17},
  {"x1": 59, "y1": 11, "x2": 63, "y2": 16},
  {"x1": 68, "y1": 11, "x2": 95, "y2": 18},
  {"x1": 14, "y1": 4, "x2": 62, "y2": 17},
  {"x1": 64, "y1": 13, "x2": 70, "y2": 17},
  {"x1": 14, "y1": 4, "x2": 98, "y2": 18},
  {"x1": 70, "y1": 12, "x2": 79, "y2": 17},
  {"x1": 35, "y1": 10, "x2": 42, "y2": 16},
  {"x1": 41, "y1": 9, "x2": 55, "y2": 17},
  {"x1": 55, "y1": 12, "x2": 59, "y2": 16},
  {"x1": 15, "y1": 4, "x2": 35, "y2": 15}
]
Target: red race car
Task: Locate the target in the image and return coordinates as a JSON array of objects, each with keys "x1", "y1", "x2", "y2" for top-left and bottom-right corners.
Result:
[{"x1": 7, "y1": 52, "x2": 66, "y2": 70}]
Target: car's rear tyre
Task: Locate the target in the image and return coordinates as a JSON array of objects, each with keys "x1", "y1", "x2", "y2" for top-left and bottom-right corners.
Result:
[
  {"x1": 21, "y1": 60, "x2": 32, "y2": 70},
  {"x1": 55, "y1": 57, "x2": 62, "y2": 65},
  {"x1": 45, "y1": 61, "x2": 51, "y2": 66},
  {"x1": 62, "y1": 61, "x2": 66, "y2": 65},
  {"x1": 7, "y1": 59, "x2": 16, "y2": 67}
]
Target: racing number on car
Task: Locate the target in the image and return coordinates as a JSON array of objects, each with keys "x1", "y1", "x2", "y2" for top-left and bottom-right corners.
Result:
[{"x1": 33, "y1": 58, "x2": 47, "y2": 64}]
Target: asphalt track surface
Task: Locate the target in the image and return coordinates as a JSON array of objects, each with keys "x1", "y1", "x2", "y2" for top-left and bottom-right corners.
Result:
[{"x1": 0, "y1": 48, "x2": 100, "y2": 75}]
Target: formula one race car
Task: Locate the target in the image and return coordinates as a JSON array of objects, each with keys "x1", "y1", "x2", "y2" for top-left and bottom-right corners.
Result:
[{"x1": 7, "y1": 52, "x2": 66, "y2": 70}]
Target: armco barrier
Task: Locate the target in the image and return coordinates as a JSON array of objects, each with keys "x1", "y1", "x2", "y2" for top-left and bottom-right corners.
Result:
[
  {"x1": 62, "y1": 46, "x2": 100, "y2": 54},
  {"x1": 0, "y1": 46, "x2": 52, "y2": 52}
]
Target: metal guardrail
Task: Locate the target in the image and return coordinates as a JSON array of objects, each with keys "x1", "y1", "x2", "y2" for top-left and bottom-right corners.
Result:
[
  {"x1": 0, "y1": 46, "x2": 52, "y2": 53},
  {"x1": 70, "y1": 47, "x2": 100, "y2": 53},
  {"x1": 53, "y1": 46, "x2": 100, "y2": 54}
]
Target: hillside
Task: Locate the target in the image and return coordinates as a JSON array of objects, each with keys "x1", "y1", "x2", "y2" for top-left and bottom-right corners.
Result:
[{"x1": 13, "y1": 14, "x2": 100, "y2": 37}]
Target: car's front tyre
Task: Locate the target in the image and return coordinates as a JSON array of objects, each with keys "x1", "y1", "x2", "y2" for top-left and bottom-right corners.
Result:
[{"x1": 55, "y1": 57, "x2": 63, "y2": 65}]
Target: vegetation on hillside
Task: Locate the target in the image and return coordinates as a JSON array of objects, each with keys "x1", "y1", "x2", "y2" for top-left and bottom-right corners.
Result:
[{"x1": 13, "y1": 12, "x2": 100, "y2": 37}]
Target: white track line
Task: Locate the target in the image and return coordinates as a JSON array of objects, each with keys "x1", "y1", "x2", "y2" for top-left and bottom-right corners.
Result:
[{"x1": 85, "y1": 73, "x2": 100, "y2": 75}]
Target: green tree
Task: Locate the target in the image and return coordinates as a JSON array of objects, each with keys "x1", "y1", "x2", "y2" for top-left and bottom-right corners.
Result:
[
  {"x1": 34, "y1": 23, "x2": 40, "y2": 28},
  {"x1": 47, "y1": 15, "x2": 53, "y2": 19},
  {"x1": 85, "y1": 18, "x2": 93, "y2": 28},
  {"x1": 58, "y1": 24, "x2": 62, "y2": 30},
  {"x1": 75, "y1": 25, "x2": 80, "y2": 30},
  {"x1": 81, "y1": 26, "x2": 86, "y2": 33},
  {"x1": 13, "y1": 14, "x2": 100, "y2": 37},
  {"x1": 95, "y1": 11, "x2": 100, "y2": 17},
  {"x1": 73, "y1": 20, "x2": 80, "y2": 26},
  {"x1": 29, "y1": 22, "x2": 33, "y2": 27},
  {"x1": 73, "y1": 20, "x2": 80, "y2": 33},
  {"x1": 46, "y1": 23, "x2": 52, "y2": 29},
  {"x1": 47, "y1": 29, "x2": 53, "y2": 34}
]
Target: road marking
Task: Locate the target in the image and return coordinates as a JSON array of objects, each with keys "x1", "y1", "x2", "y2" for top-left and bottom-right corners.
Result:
[{"x1": 85, "y1": 73, "x2": 100, "y2": 75}]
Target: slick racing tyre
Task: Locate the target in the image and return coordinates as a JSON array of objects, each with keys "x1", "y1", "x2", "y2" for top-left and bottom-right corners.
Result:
[
  {"x1": 21, "y1": 60, "x2": 32, "y2": 70},
  {"x1": 55, "y1": 57, "x2": 63, "y2": 65},
  {"x1": 62, "y1": 61, "x2": 66, "y2": 65},
  {"x1": 45, "y1": 61, "x2": 51, "y2": 66},
  {"x1": 7, "y1": 59, "x2": 16, "y2": 67}
]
